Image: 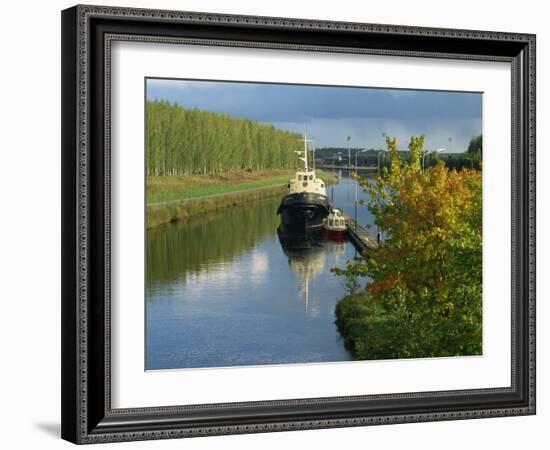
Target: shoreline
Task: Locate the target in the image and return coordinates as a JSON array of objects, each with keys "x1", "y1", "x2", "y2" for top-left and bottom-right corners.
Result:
[
  {"x1": 147, "y1": 183, "x2": 287, "y2": 228},
  {"x1": 147, "y1": 170, "x2": 337, "y2": 228}
]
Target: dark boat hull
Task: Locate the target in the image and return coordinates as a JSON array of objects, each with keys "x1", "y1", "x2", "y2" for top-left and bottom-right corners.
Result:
[{"x1": 277, "y1": 192, "x2": 331, "y2": 230}]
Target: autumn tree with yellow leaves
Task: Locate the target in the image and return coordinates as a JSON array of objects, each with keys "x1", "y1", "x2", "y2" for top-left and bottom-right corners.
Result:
[{"x1": 334, "y1": 135, "x2": 482, "y2": 359}]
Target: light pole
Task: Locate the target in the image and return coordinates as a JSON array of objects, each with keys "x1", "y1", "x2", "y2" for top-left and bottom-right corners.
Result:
[
  {"x1": 332, "y1": 151, "x2": 342, "y2": 167},
  {"x1": 331, "y1": 152, "x2": 341, "y2": 202},
  {"x1": 377, "y1": 148, "x2": 388, "y2": 177},
  {"x1": 354, "y1": 186, "x2": 358, "y2": 231},
  {"x1": 353, "y1": 167, "x2": 364, "y2": 231},
  {"x1": 376, "y1": 148, "x2": 390, "y2": 240},
  {"x1": 347, "y1": 136, "x2": 351, "y2": 168},
  {"x1": 312, "y1": 136, "x2": 316, "y2": 170},
  {"x1": 355, "y1": 148, "x2": 367, "y2": 168},
  {"x1": 422, "y1": 148, "x2": 446, "y2": 173},
  {"x1": 353, "y1": 149, "x2": 367, "y2": 231},
  {"x1": 376, "y1": 135, "x2": 387, "y2": 244}
]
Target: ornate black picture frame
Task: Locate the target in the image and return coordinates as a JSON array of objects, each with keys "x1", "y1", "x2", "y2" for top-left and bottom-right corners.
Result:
[{"x1": 61, "y1": 4, "x2": 536, "y2": 444}]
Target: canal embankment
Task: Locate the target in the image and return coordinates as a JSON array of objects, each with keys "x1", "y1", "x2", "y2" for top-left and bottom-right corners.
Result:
[{"x1": 147, "y1": 170, "x2": 337, "y2": 228}]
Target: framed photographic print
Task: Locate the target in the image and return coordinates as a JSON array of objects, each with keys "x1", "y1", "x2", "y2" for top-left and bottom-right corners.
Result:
[{"x1": 61, "y1": 4, "x2": 536, "y2": 444}]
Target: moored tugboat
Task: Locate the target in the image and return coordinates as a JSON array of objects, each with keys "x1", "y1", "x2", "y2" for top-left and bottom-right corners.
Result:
[
  {"x1": 277, "y1": 132, "x2": 331, "y2": 231},
  {"x1": 322, "y1": 208, "x2": 348, "y2": 241}
]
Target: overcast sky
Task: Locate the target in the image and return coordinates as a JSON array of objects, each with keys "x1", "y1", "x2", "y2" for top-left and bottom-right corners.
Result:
[{"x1": 146, "y1": 78, "x2": 482, "y2": 153}]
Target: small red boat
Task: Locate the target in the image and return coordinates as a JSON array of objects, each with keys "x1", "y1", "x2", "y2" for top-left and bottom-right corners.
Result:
[{"x1": 322, "y1": 208, "x2": 348, "y2": 241}]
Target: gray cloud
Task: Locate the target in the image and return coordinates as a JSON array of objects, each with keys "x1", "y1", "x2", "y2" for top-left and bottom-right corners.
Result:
[{"x1": 147, "y1": 78, "x2": 482, "y2": 151}]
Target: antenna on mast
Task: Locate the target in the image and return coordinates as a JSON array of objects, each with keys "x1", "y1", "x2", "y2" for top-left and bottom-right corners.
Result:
[{"x1": 296, "y1": 131, "x2": 314, "y2": 171}]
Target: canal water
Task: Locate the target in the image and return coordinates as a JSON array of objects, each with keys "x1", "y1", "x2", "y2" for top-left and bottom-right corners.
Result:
[{"x1": 146, "y1": 170, "x2": 376, "y2": 370}]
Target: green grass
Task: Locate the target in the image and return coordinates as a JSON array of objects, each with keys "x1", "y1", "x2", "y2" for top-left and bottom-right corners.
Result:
[
  {"x1": 146, "y1": 169, "x2": 337, "y2": 227},
  {"x1": 147, "y1": 170, "x2": 335, "y2": 204},
  {"x1": 148, "y1": 175, "x2": 289, "y2": 203},
  {"x1": 147, "y1": 185, "x2": 287, "y2": 228}
]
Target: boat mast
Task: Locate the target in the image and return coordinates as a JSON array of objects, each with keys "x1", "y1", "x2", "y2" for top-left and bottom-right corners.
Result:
[{"x1": 296, "y1": 131, "x2": 310, "y2": 171}]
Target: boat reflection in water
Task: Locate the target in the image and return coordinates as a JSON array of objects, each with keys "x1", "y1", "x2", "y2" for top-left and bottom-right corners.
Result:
[
  {"x1": 277, "y1": 226, "x2": 347, "y2": 311},
  {"x1": 146, "y1": 172, "x2": 374, "y2": 369}
]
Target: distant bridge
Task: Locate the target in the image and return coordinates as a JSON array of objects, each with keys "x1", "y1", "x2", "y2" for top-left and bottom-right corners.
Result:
[{"x1": 316, "y1": 164, "x2": 378, "y2": 171}]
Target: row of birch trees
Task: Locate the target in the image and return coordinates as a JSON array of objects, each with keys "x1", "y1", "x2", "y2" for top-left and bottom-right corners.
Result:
[{"x1": 146, "y1": 100, "x2": 302, "y2": 176}]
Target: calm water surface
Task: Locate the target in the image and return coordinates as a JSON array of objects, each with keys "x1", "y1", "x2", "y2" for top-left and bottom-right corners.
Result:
[{"x1": 146, "y1": 170, "x2": 375, "y2": 370}]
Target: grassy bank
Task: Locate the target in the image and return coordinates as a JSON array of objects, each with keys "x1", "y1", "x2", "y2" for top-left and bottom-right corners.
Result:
[
  {"x1": 147, "y1": 170, "x2": 296, "y2": 204},
  {"x1": 147, "y1": 169, "x2": 336, "y2": 228},
  {"x1": 335, "y1": 290, "x2": 482, "y2": 361},
  {"x1": 335, "y1": 293, "x2": 412, "y2": 360},
  {"x1": 147, "y1": 184, "x2": 287, "y2": 228}
]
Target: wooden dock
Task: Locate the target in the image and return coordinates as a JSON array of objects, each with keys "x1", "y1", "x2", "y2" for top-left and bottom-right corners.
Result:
[{"x1": 342, "y1": 212, "x2": 379, "y2": 252}]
